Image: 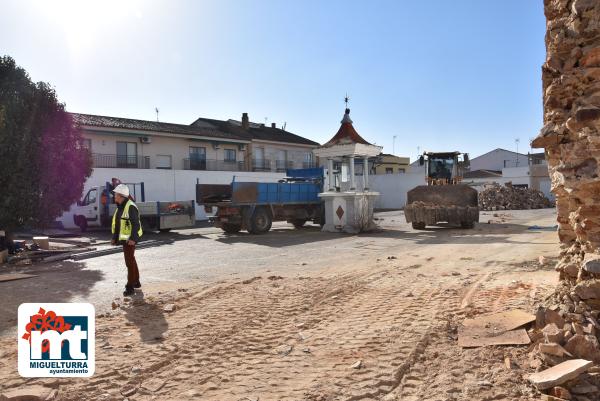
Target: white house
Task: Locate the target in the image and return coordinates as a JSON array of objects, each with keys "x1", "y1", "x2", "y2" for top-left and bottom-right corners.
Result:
[
  {"x1": 58, "y1": 111, "x2": 321, "y2": 226},
  {"x1": 469, "y1": 148, "x2": 534, "y2": 171}
]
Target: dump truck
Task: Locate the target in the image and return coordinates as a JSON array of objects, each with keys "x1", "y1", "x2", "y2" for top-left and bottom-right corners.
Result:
[
  {"x1": 70, "y1": 181, "x2": 195, "y2": 232},
  {"x1": 197, "y1": 168, "x2": 325, "y2": 234},
  {"x1": 404, "y1": 151, "x2": 479, "y2": 229}
]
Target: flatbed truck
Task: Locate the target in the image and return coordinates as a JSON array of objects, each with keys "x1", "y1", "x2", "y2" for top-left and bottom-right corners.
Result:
[
  {"x1": 70, "y1": 181, "x2": 195, "y2": 232},
  {"x1": 197, "y1": 168, "x2": 324, "y2": 234}
]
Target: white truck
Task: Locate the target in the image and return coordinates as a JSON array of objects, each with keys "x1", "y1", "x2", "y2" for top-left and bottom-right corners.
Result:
[{"x1": 70, "y1": 181, "x2": 195, "y2": 232}]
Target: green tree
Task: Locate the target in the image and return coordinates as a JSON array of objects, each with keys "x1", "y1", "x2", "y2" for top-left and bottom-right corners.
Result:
[{"x1": 0, "y1": 56, "x2": 91, "y2": 232}]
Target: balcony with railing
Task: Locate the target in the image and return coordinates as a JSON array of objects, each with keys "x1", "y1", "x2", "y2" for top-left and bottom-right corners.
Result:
[
  {"x1": 183, "y1": 158, "x2": 246, "y2": 171},
  {"x1": 92, "y1": 153, "x2": 150, "y2": 169},
  {"x1": 275, "y1": 160, "x2": 294, "y2": 172},
  {"x1": 252, "y1": 159, "x2": 272, "y2": 172}
]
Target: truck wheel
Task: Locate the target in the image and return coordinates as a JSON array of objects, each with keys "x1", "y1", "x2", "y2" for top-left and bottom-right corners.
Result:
[
  {"x1": 291, "y1": 219, "x2": 307, "y2": 229},
  {"x1": 222, "y1": 223, "x2": 242, "y2": 234},
  {"x1": 460, "y1": 221, "x2": 475, "y2": 229},
  {"x1": 412, "y1": 222, "x2": 426, "y2": 230},
  {"x1": 75, "y1": 216, "x2": 87, "y2": 232},
  {"x1": 249, "y1": 208, "x2": 272, "y2": 234}
]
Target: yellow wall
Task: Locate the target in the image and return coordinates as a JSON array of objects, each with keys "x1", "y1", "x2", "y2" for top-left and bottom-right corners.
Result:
[{"x1": 373, "y1": 155, "x2": 410, "y2": 174}]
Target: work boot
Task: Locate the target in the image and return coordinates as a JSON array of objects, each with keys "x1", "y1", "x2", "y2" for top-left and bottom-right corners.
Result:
[
  {"x1": 133, "y1": 281, "x2": 141, "y2": 289},
  {"x1": 123, "y1": 285, "x2": 135, "y2": 296}
]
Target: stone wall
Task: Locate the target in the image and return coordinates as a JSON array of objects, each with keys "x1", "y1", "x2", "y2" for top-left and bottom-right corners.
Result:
[{"x1": 533, "y1": 0, "x2": 600, "y2": 296}]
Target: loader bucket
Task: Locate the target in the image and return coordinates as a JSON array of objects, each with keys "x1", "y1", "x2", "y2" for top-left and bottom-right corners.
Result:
[
  {"x1": 407, "y1": 184, "x2": 478, "y2": 207},
  {"x1": 404, "y1": 184, "x2": 479, "y2": 228}
]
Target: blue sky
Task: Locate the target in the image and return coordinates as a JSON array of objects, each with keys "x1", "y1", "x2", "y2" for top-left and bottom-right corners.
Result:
[{"x1": 1, "y1": 0, "x2": 546, "y2": 160}]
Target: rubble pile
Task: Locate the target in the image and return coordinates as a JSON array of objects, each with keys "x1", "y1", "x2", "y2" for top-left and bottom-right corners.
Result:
[
  {"x1": 478, "y1": 183, "x2": 554, "y2": 211},
  {"x1": 527, "y1": 302, "x2": 600, "y2": 399}
]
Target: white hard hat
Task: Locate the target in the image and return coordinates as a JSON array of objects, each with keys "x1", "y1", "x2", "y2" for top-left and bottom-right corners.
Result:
[{"x1": 112, "y1": 184, "x2": 130, "y2": 197}]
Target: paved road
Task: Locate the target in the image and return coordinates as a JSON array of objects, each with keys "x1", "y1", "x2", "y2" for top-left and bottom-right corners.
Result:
[{"x1": 0, "y1": 209, "x2": 558, "y2": 335}]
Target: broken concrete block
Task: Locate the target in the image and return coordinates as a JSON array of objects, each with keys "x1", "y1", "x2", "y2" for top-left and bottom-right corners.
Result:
[
  {"x1": 545, "y1": 309, "x2": 566, "y2": 328},
  {"x1": 528, "y1": 359, "x2": 593, "y2": 390},
  {"x1": 574, "y1": 280, "x2": 600, "y2": 300},
  {"x1": 163, "y1": 304, "x2": 176, "y2": 313},
  {"x1": 543, "y1": 323, "x2": 564, "y2": 344},
  {"x1": 528, "y1": 328, "x2": 544, "y2": 343},
  {"x1": 564, "y1": 263, "x2": 580, "y2": 278},
  {"x1": 564, "y1": 334, "x2": 600, "y2": 362},
  {"x1": 539, "y1": 342, "x2": 572, "y2": 357},
  {"x1": 351, "y1": 360, "x2": 363, "y2": 369},
  {"x1": 539, "y1": 351, "x2": 568, "y2": 367}
]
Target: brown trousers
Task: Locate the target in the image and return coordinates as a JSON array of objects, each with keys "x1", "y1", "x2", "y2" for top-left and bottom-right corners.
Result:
[{"x1": 123, "y1": 244, "x2": 140, "y2": 286}]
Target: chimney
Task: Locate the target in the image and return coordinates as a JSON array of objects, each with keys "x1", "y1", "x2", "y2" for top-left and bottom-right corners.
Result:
[
  {"x1": 241, "y1": 112, "x2": 249, "y2": 130},
  {"x1": 271, "y1": 122, "x2": 276, "y2": 128}
]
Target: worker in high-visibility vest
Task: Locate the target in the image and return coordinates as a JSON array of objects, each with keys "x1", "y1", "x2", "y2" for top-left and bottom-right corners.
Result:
[{"x1": 111, "y1": 184, "x2": 143, "y2": 296}]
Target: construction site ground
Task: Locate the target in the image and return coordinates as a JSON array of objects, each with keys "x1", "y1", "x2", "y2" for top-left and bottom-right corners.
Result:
[{"x1": 0, "y1": 209, "x2": 560, "y2": 401}]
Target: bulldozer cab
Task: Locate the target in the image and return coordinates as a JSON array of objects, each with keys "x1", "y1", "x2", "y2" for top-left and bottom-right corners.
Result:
[{"x1": 419, "y1": 152, "x2": 469, "y2": 185}]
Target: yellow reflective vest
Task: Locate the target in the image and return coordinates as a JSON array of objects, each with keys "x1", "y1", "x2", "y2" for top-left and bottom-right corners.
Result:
[{"x1": 111, "y1": 200, "x2": 143, "y2": 241}]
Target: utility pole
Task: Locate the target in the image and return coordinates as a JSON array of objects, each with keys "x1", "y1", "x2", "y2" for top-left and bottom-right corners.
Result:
[
  {"x1": 155, "y1": 107, "x2": 159, "y2": 122},
  {"x1": 393, "y1": 135, "x2": 397, "y2": 155},
  {"x1": 515, "y1": 138, "x2": 520, "y2": 167}
]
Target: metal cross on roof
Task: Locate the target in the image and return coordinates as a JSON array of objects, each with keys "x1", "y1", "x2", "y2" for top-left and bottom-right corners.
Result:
[{"x1": 344, "y1": 94, "x2": 350, "y2": 108}]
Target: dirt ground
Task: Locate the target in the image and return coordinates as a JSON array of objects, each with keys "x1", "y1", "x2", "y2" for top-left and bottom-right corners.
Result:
[{"x1": 0, "y1": 209, "x2": 560, "y2": 400}]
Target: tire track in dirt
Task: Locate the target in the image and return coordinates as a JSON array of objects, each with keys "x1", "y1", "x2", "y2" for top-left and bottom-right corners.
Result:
[{"x1": 387, "y1": 269, "x2": 545, "y2": 401}]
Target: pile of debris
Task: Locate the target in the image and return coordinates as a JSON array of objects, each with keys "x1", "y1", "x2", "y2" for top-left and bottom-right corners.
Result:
[
  {"x1": 527, "y1": 303, "x2": 600, "y2": 399},
  {"x1": 0, "y1": 231, "x2": 97, "y2": 266},
  {"x1": 478, "y1": 183, "x2": 554, "y2": 211}
]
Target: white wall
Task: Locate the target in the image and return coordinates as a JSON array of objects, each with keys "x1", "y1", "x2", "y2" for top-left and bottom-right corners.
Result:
[
  {"x1": 58, "y1": 168, "x2": 286, "y2": 227},
  {"x1": 368, "y1": 173, "x2": 424, "y2": 209}
]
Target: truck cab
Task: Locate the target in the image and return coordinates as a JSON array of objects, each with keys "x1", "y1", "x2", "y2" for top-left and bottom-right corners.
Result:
[{"x1": 70, "y1": 182, "x2": 195, "y2": 232}]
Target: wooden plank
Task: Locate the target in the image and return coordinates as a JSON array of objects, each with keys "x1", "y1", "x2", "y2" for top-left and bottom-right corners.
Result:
[
  {"x1": 0, "y1": 273, "x2": 37, "y2": 282},
  {"x1": 458, "y1": 328, "x2": 531, "y2": 348}
]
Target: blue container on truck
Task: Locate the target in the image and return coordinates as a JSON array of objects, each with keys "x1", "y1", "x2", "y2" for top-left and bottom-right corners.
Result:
[{"x1": 196, "y1": 168, "x2": 324, "y2": 234}]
